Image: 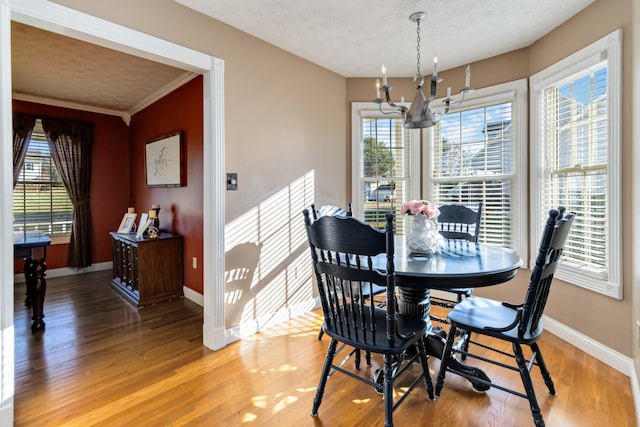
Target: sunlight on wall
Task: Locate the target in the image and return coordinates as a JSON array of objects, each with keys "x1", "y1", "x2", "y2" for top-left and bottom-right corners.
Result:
[
  {"x1": 1, "y1": 324, "x2": 14, "y2": 409},
  {"x1": 224, "y1": 171, "x2": 316, "y2": 339}
]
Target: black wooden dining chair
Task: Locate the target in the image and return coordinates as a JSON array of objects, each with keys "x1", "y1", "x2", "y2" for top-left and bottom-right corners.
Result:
[
  {"x1": 304, "y1": 210, "x2": 433, "y2": 427},
  {"x1": 430, "y1": 203, "x2": 483, "y2": 325},
  {"x1": 311, "y1": 203, "x2": 353, "y2": 220},
  {"x1": 435, "y1": 207, "x2": 575, "y2": 427},
  {"x1": 312, "y1": 203, "x2": 386, "y2": 346}
]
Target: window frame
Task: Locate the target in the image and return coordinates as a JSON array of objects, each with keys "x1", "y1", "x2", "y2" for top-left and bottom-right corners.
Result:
[
  {"x1": 529, "y1": 29, "x2": 622, "y2": 299},
  {"x1": 351, "y1": 102, "x2": 421, "y2": 229},
  {"x1": 424, "y1": 79, "x2": 529, "y2": 261}
]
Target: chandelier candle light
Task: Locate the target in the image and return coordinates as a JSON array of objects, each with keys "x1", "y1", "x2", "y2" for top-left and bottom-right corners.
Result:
[{"x1": 374, "y1": 11, "x2": 474, "y2": 128}]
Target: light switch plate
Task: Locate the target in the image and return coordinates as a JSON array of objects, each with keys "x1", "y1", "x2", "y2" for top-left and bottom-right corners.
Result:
[{"x1": 227, "y1": 173, "x2": 238, "y2": 190}]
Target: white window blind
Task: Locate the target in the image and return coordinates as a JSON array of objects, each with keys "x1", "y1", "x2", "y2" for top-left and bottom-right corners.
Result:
[
  {"x1": 530, "y1": 29, "x2": 622, "y2": 299},
  {"x1": 433, "y1": 102, "x2": 514, "y2": 248},
  {"x1": 13, "y1": 119, "x2": 73, "y2": 238},
  {"x1": 425, "y1": 80, "x2": 527, "y2": 259},
  {"x1": 541, "y1": 64, "x2": 607, "y2": 272}
]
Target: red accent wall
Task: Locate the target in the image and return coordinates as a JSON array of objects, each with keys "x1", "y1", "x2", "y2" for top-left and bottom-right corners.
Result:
[
  {"x1": 129, "y1": 76, "x2": 204, "y2": 294},
  {"x1": 12, "y1": 100, "x2": 130, "y2": 272}
]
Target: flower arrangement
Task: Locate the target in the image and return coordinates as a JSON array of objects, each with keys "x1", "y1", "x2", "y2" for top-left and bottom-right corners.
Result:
[{"x1": 401, "y1": 200, "x2": 440, "y2": 218}]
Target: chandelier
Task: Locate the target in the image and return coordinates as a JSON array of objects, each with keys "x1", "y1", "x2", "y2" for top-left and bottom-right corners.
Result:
[{"x1": 374, "y1": 11, "x2": 474, "y2": 128}]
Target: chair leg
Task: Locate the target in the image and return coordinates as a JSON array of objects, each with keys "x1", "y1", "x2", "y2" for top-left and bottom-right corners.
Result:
[
  {"x1": 383, "y1": 354, "x2": 394, "y2": 427},
  {"x1": 417, "y1": 337, "x2": 434, "y2": 400},
  {"x1": 435, "y1": 325, "x2": 458, "y2": 397},
  {"x1": 460, "y1": 330, "x2": 471, "y2": 361},
  {"x1": 311, "y1": 339, "x2": 337, "y2": 416},
  {"x1": 513, "y1": 343, "x2": 545, "y2": 427},
  {"x1": 531, "y1": 342, "x2": 556, "y2": 396},
  {"x1": 317, "y1": 328, "x2": 324, "y2": 340},
  {"x1": 354, "y1": 349, "x2": 361, "y2": 370}
]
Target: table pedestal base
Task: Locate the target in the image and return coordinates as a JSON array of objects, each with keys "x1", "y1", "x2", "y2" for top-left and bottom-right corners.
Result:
[{"x1": 393, "y1": 285, "x2": 491, "y2": 391}]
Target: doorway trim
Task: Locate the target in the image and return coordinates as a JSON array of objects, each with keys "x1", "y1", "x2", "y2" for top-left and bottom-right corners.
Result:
[{"x1": 1, "y1": 0, "x2": 226, "y2": 423}]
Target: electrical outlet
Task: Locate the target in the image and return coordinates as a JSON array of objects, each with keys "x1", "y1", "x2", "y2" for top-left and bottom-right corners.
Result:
[{"x1": 192, "y1": 257, "x2": 197, "y2": 270}]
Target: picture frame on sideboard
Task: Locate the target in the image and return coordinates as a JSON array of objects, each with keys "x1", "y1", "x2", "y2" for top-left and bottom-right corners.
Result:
[
  {"x1": 136, "y1": 219, "x2": 153, "y2": 239},
  {"x1": 117, "y1": 213, "x2": 137, "y2": 233}
]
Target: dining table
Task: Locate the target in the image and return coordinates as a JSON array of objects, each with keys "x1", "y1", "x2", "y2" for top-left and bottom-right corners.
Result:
[
  {"x1": 14, "y1": 230, "x2": 51, "y2": 332},
  {"x1": 373, "y1": 236, "x2": 523, "y2": 391}
]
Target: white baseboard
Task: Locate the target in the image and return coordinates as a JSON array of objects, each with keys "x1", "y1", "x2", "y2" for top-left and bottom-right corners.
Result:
[
  {"x1": 183, "y1": 286, "x2": 203, "y2": 306},
  {"x1": 543, "y1": 315, "x2": 632, "y2": 376},
  {"x1": 14, "y1": 261, "x2": 112, "y2": 283},
  {"x1": 0, "y1": 399, "x2": 13, "y2": 427}
]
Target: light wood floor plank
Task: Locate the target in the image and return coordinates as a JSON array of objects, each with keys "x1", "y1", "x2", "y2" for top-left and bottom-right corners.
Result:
[{"x1": 14, "y1": 271, "x2": 636, "y2": 426}]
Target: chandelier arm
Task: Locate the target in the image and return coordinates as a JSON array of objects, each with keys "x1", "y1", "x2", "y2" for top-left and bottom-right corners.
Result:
[
  {"x1": 442, "y1": 91, "x2": 469, "y2": 114},
  {"x1": 383, "y1": 90, "x2": 409, "y2": 114}
]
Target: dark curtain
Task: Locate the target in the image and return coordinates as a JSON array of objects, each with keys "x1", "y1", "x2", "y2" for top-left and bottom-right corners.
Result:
[
  {"x1": 13, "y1": 113, "x2": 36, "y2": 188},
  {"x1": 42, "y1": 118, "x2": 94, "y2": 268}
]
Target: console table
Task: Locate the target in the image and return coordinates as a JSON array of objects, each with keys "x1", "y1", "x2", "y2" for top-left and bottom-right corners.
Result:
[{"x1": 110, "y1": 232, "x2": 184, "y2": 307}]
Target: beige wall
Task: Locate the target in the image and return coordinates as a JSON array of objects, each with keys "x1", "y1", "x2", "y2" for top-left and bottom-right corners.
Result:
[{"x1": 346, "y1": 0, "x2": 634, "y2": 355}]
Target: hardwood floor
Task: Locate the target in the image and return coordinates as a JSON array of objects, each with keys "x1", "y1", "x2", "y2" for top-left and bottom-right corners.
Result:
[{"x1": 14, "y1": 271, "x2": 636, "y2": 426}]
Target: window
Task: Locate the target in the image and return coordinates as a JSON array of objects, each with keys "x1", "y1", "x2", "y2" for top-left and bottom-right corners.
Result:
[
  {"x1": 13, "y1": 119, "x2": 73, "y2": 242},
  {"x1": 425, "y1": 80, "x2": 528, "y2": 258},
  {"x1": 530, "y1": 29, "x2": 622, "y2": 299},
  {"x1": 351, "y1": 103, "x2": 420, "y2": 234}
]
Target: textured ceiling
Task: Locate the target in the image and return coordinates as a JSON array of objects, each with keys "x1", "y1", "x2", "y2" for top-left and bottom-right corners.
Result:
[
  {"x1": 175, "y1": 0, "x2": 595, "y2": 77},
  {"x1": 11, "y1": 22, "x2": 194, "y2": 116},
  {"x1": 11, "y1": 0, "x2": 595, "y2": 116}
]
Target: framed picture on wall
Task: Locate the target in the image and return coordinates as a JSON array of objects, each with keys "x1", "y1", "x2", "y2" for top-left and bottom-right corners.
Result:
[{"x1": 145, "y1": 131, "x2": 185, "y2": 187}]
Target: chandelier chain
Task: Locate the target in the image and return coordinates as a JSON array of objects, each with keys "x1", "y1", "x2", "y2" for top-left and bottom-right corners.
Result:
[{"x1": 416, "y1": 19, "x2": 421, "y2": 77}]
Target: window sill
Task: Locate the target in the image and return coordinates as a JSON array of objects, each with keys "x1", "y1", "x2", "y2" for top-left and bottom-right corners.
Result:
[{"x1": 50, "y1": 235, "x2": 71, "y2": 245}]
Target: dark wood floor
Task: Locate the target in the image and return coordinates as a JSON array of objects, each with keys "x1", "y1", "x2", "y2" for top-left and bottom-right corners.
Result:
[{"x1": 14, "y1": 270, "x2": 636, "y2": 426}]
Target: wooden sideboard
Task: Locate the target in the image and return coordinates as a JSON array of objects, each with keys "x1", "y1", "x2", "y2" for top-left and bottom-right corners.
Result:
[{"x1": 110, "y1": 232, "x2": 184, "y2": 307}]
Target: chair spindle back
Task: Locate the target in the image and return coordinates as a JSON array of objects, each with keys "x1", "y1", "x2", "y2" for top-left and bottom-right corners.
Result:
[
  {"x1": 304, "y1": 210, "x2": 397, "y2": 345},
  {"x1": 519, "y1": 207, "x2": 575, "y2": 337},
  {"x1": 437, "y1": 203, "x2": 483, "y2": 243}
]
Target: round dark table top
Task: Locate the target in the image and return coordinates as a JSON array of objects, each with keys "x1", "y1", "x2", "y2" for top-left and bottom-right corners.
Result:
[{"x1": 374, "y1": 237, "x2": 523, "y2": 290}]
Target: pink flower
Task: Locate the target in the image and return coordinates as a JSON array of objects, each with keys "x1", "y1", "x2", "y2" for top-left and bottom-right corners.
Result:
[
  {"x1": 423, "y1": 203, "x2": 440, "y2": 218},
  {"x1": 401, "y1": 200, "x2": 440, "y2": 218}
]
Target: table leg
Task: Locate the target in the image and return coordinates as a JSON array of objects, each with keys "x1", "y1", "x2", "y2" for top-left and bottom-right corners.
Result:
[
  {"x1": 24, "y1": 258, "x2": 35, "y2": 307},
  {"x1": 24, "y1": 257, "x2": 47, "y2": 332}
]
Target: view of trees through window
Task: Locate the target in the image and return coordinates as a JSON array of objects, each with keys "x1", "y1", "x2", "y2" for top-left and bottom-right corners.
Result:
[
  {"x1": 13, "y1": 119, "x2": 73, "y2": 237},
  {"x1": 361, "y1": 117, "x2": 411, "y2": 234}
]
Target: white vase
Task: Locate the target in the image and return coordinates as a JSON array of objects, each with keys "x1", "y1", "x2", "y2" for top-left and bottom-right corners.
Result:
[{"x1": 407, "y1": 215, "x2": 443, "y2": 255}]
